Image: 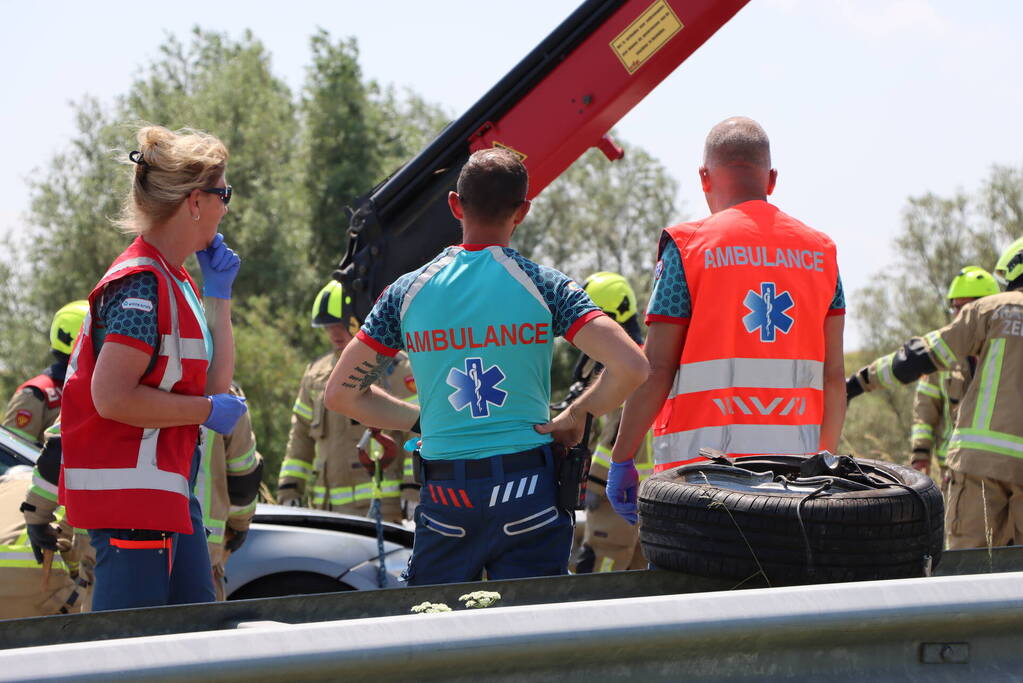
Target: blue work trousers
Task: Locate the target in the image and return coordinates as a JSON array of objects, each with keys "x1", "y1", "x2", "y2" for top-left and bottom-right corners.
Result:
[
  {"x1": 89, "y1": 448, "x2": 215, "y2": 611},
  {"x1": 403, "y1": 446, "x2": 574, "y2": 586}
]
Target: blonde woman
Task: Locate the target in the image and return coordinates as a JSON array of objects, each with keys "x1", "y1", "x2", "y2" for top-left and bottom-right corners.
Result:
[{"x1": 59, "y1": 126, "x2": 247, "y2": 610}]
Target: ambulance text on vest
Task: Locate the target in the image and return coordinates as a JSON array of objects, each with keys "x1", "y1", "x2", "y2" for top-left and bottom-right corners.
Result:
[{"x1": 704, "y1": 246, "x2": 825, "y2": 271}]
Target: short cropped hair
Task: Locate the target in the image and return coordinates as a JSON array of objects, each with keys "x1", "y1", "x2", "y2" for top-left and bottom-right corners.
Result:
[
  {"x1": 704, "y1": 117, "x2": 771, "y2": 169},
  {"x1": 456, "y1": 149, "x2": 528, "y2": 223}
]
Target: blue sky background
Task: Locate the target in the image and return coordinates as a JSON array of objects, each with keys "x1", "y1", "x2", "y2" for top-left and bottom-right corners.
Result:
[{"x1": 3, "y1": 0, "x2": 1022, "y2": 348}]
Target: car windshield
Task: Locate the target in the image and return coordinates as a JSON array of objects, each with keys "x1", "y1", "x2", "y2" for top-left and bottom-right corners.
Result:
[{"x1": 0, "y1": 426, "x2": 40, "y2": 475}]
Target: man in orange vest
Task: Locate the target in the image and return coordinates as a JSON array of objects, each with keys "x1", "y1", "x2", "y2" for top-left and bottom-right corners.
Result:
[{"x1": 608, "y1": 117, "x2": 847, "y2": 523}]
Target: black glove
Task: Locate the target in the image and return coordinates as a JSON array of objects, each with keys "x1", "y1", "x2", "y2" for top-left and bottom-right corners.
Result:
[
  {"x1": 224, "y1": 529, "x2": 248, "y2": 553},
  {"x1": 26, "y1": 523, "x2": 59, "y2": 564},
  {"x1": 846, "y1": 373, "x2": 865, "y2": 402}
]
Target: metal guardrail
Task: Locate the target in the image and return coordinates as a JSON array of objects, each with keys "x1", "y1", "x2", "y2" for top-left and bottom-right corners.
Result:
[
  {"x1": 1, "y1": 570, "x2": 1021, "y2": 681},
  {"x1": 0, "y1": 545, "x2": 1021, "y2": 653}
]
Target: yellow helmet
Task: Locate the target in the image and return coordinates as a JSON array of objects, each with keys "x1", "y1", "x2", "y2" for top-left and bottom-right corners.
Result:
[
  {"x1": 583, "y1": 272, "x2": 637, "y2": 324},
  {"x1": 947, "y1": 266, "x2": 1000, "y2": 300},
  {"x1": 311, "y1": 281, "x2": 358, "y2": 334},
  {"x1": 994, "y1": 237, "x2": 1023, "y2": 287},
  {"x1": 50, "y1": 300, "x2": 89, "y2": 356}
]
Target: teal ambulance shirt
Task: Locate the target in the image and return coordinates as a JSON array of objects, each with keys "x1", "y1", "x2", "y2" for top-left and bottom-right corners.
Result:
[{"x1": 359, "y1": 245, "x2": 602, "y2": 461}]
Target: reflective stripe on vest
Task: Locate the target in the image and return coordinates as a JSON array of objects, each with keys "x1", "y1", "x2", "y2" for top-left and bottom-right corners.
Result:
[
  {"x1": 654, "y1": 424, "x2": 820, "y2": 472},
  {"x1": 31, "y1": 471, "x2": 59, "y2": 503},
  {"x1": 973, "y1": 338, "x2": 1005, "y2": 431}
]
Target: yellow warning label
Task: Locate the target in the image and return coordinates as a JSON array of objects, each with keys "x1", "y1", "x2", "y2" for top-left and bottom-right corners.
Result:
[
  {"x1": 492, "y1": 141, "x2": 527, "y2": 162},
  {"x1": 610, "y1": 0, "x2": 684, "y2": 75}
]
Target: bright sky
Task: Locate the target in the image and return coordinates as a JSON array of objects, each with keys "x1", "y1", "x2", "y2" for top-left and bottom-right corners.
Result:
[{"x1": 3, "y1": 0, "x2": 1022, "y2": 348}]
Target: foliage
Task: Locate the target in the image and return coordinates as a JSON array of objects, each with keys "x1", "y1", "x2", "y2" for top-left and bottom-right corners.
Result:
[
  {"x1": 410, "y1": 601, "x2": 451, "y2": 614},
  {"x1": 844, "y1": 166, "x2": 1023, "y2": 462},
  {"x1": 459, "y1": 590, "x2": 501, "y2": 608},
  {"x1": 298, "y1": 31, "x2": 450, "y2": 277},
  {"x1": 518, "y1": 140, "x2": 683, "y2": 394}
]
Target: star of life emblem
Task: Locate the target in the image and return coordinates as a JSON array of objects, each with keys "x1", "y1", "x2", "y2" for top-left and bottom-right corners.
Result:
[
  {"x1": 447, "y1": 357, "x2": 507, "y2": 418},
  {"x1": 742, "y1": 282, "x2": 794, "y2": 343}
]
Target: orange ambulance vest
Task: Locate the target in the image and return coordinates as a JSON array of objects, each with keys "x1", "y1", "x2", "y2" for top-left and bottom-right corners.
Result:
[{"x1": 652, "y1": 201, "x2": 840, "y2": 471}]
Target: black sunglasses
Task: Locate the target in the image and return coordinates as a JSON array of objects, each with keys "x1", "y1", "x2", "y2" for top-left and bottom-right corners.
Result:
[{"x1": 200, "y1": 185, "x2": 233, "y2": 205}]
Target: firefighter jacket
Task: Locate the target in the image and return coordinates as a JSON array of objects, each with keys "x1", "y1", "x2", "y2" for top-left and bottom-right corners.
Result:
[
  {"x1": 196, "y1": 383, "x2": 262, "y2": 552},
  {"x1": 3, "y1": 364, "x2": 64, "y2": 443},
  {"x1": 278, "y1": 350, "x2": 415, "y2": 516},
  {"x1": 911, "y1": 363, "x2": 974, "y2": 467},
  {"x1": 21, "y1": 422, "x2": 95, "y2": 609},
  {"x1": 855, "y1": 290, "x2": 1023, "y2": 485},
  {"x1": 652, "y1": 201, "x2": 840, "y2": 471},
  {"x1": 60, "y1": 237, "x2": 208, "y2": 534},
  {"x1": 0, "y1": 467, "x2": 81, "y2": 618}
]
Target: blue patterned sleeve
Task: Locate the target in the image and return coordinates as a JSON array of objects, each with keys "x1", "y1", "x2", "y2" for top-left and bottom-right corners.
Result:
[
  {"x1": 645, "y1": 239, "x2": 691, "y2": 323},
  {"x1": 508, "y1": 252, "x2": 601, "y2": 340},
  {"x1": 830, "y1": 273, "x2": 846, "y2": 313},
  {"x1": 359, "y1": 281, "x2": 407, "y2": 356},
  {"x1": 96, "y1": 272, "x2": 160, "y2": 351}
]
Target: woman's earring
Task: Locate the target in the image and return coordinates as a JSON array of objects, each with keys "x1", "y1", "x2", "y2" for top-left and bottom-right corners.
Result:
[{"x1": 193, "y1": 213, "x2": 201, "y2": 222}]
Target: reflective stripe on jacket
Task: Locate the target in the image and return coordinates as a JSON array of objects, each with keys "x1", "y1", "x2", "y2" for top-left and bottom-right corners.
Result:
[
  {"x1": 59, "y1": 237, "x2": 208, "y2": 533},
  {"x1": 652, "y1": 201, "x2": 839, "y2": 470}
]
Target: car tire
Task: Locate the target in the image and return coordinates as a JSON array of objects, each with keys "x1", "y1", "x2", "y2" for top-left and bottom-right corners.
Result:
[
  {"x1": 229, "y1": 571, "x2": 353, "y2": 600},
  {"x1": 639, "y1": 455, "x2": 944, "y2": 586}
]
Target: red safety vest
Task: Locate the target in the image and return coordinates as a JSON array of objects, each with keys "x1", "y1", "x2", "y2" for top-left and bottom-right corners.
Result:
[
  {"x1": 18, "y1": 374, "x2": 61, "y2": 410},
  {"x1": 59, "y1": 237, "x2": 208, "y2": 533},
  {"x1": 652, "y1": 201, "x2": 839, "y2": 472}
]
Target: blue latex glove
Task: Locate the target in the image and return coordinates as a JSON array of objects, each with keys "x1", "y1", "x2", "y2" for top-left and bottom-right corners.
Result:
[
  {"x1": 606, "y1": 460, "x2": 640, "y2": 525},
  {"x1": 203, "y1": 393, "x2": 248, "y2": 434},
  {"x1": 196, "y1": 233, "x2": 241, "y2": 299}
]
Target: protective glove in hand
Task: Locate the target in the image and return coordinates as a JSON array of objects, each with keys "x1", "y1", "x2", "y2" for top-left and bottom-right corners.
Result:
[
  {"x1": 606, "y1": 460, "x2": 640, "y2": 525},
  {"x1": 845, "y1": 373, "x2": 865, "y2": 402},
  {"x1": 224, "y1": 529, "x2": 248, "y2": 553},
  {"x1": 196, "y1": 233, "x2": 241, "y2": 299},
  {"x1": 26, "y1": 523, "x2": 59, "y2": 564},
  {"x1": 203, "y1": 393, "x2": 248, "y2": 434}
]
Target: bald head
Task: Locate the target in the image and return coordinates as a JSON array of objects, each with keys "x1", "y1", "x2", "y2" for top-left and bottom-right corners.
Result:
[
  {"x1": 703, "y1": 117, "x2": 771, "y2": 170},
  {"x1": 699, "y1": 117, "x2": 776, "y2": 213}
]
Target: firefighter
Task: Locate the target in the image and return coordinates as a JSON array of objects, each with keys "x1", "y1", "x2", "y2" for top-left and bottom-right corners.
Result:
[
  {"x1": 195, "y1": 382, "x2": 263, "y2": 600},
  {"x1": 324, "y1": 149, "x2": 647, "y2": 585},
  {"x1": 911, "y1": 267, "x2": 1000, "y2": 481},
  {"x1": 60, "y1": 125, "x2": 247, "y2": 611},
  {"x1": 277, "y1": 281, "x2": 415, "y2": 522},
  {"x1": 2, "y1": 300, "x2": 88, "y2": 443},
  {"x1": 847, "y1": 238, "x2": 1023, "y2": 549},
  {"x1": 572, "y1": 272, "x2": 652, "y2": 573},
  {"x1": 0, "y1": 466, "x2": 82, "y2": 619},
  {"x1": 609, "y1": 117, "x2": 847, "y2": 524}
]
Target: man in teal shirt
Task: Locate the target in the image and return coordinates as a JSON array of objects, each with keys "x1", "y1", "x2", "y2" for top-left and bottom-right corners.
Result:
[{"x1": 325, "y1": 149, "x2": 648, "y2": 585}]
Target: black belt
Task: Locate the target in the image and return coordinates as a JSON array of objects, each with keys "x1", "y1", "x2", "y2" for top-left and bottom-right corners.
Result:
[{"x1": 422, "y1": 447, "x2": 547, "y2": 481}]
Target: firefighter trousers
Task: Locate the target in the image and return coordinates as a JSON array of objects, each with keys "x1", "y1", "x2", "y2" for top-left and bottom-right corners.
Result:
[
  {"x1": 402, "y1": 446, "x2": 573, "y2": 586},
  {"x1": 89, "y1": 449, "x2": 215, "y2": 611}
]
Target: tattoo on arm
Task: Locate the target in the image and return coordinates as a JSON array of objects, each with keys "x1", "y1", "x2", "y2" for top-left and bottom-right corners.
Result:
[{"x1": 341, "y1": 354, "x2": 395, "y2": 391}]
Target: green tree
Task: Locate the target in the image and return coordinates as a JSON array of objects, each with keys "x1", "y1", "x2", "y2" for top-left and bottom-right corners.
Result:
[{"x1": 298, "y1": 30, "x2": 450, "y2": 278}]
